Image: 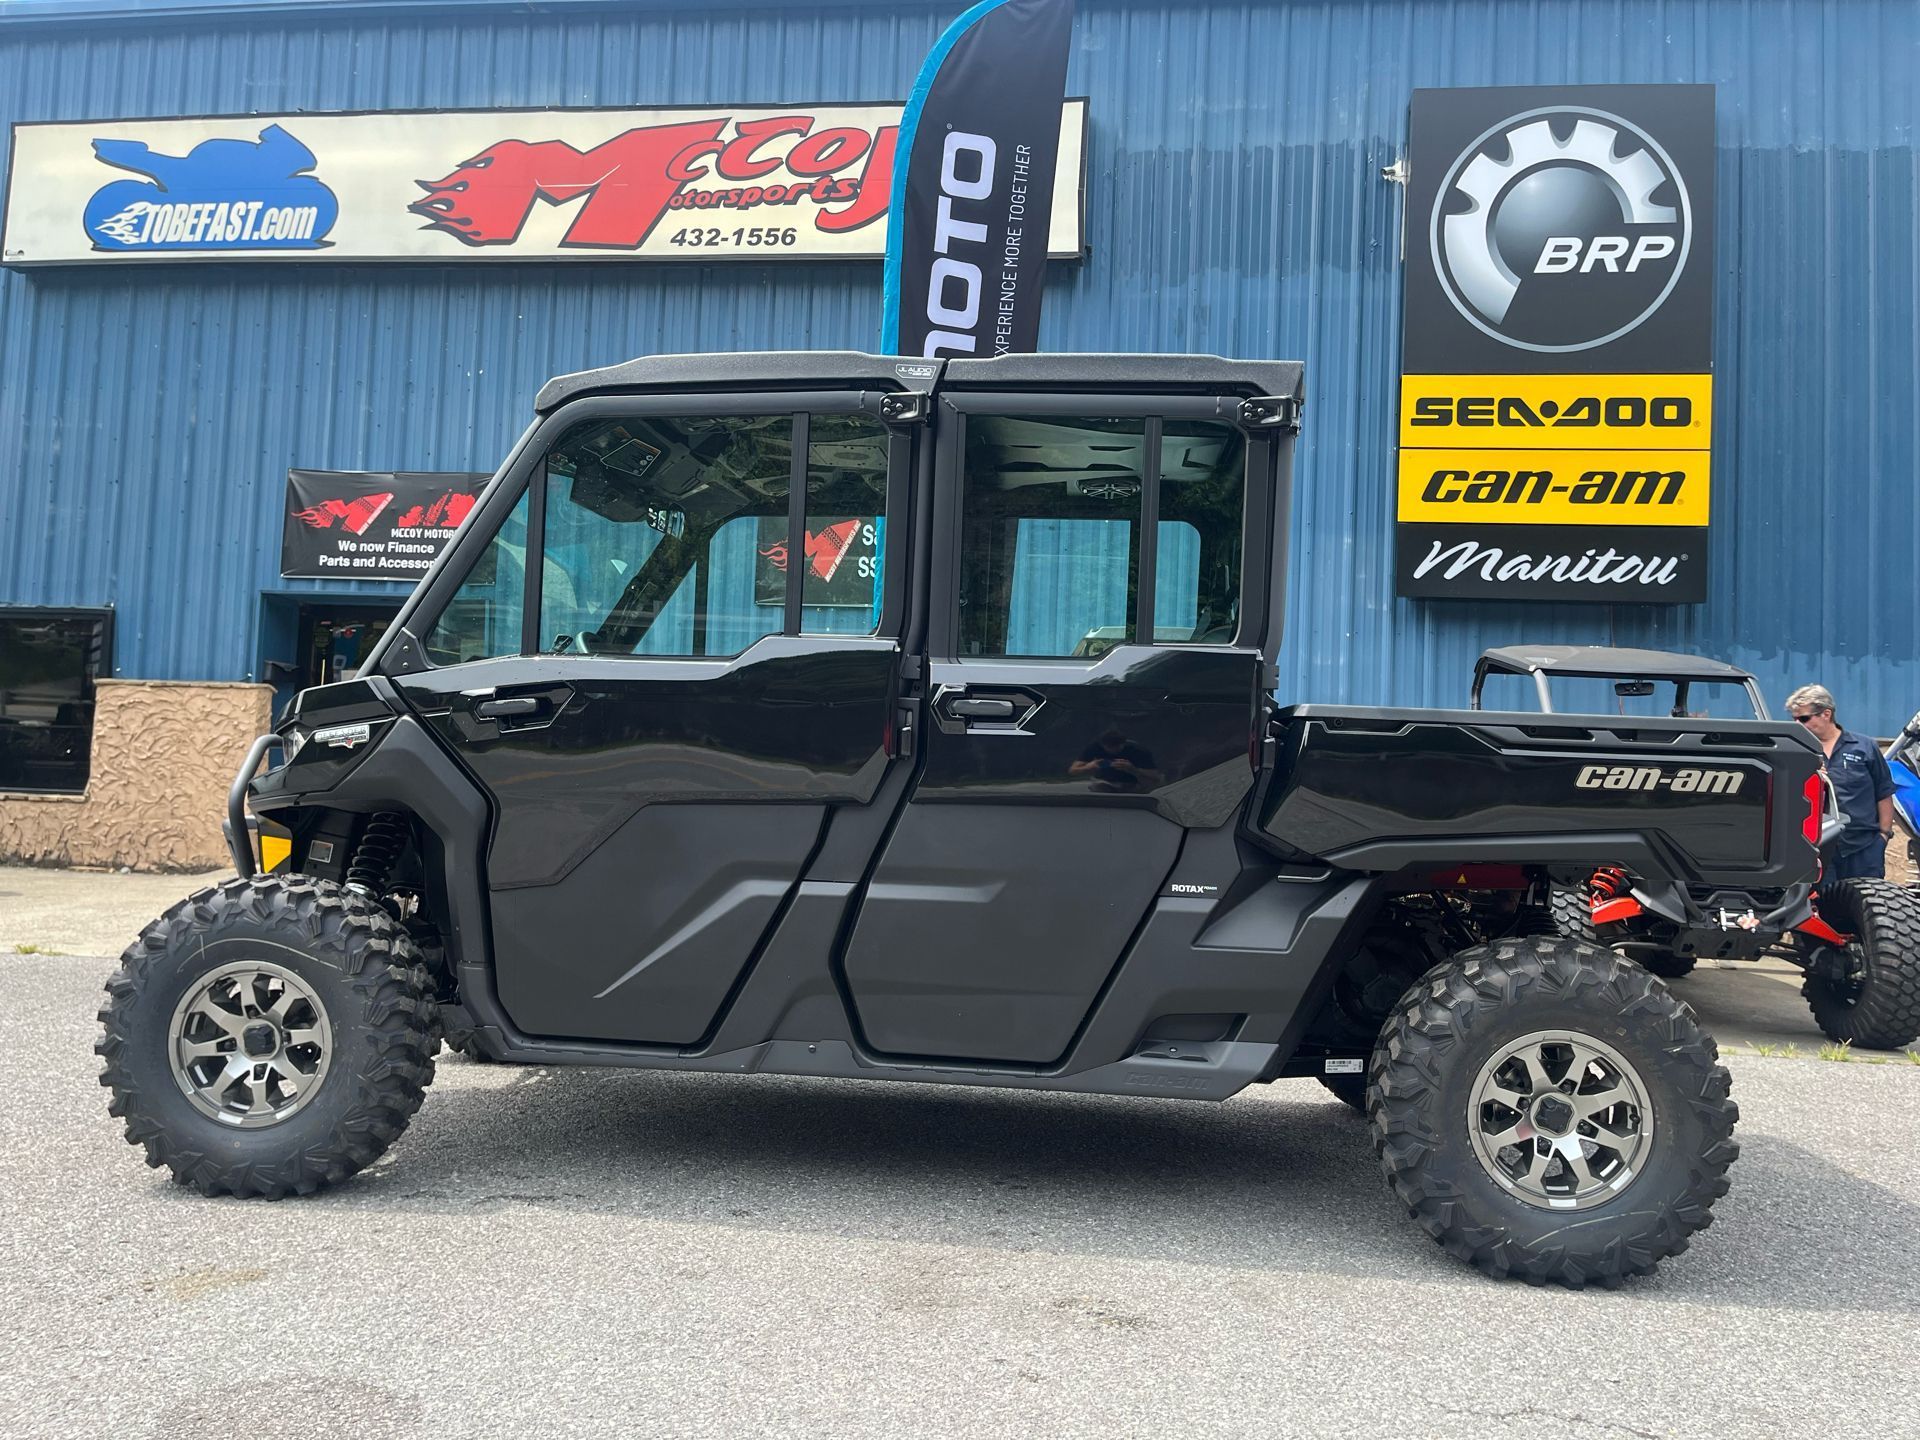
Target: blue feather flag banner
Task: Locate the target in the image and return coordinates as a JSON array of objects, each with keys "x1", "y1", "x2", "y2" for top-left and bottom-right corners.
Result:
[{"x1": 880, "y1": 0, "x2": 1075, "y2": 358}]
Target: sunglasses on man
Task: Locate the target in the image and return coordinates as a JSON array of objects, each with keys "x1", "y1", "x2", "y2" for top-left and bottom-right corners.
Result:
[{"x1": 1792, "y1": 710, "x2": 1828, "y2": 724}]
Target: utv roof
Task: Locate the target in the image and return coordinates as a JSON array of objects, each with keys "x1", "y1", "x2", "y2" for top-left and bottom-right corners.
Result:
[
  {"x1": 1473, "y1": 645, "x2": 1769, "y2": 718},
  {"x1": 1476, "y1": 645, "x2": 1758, "y2": 683},
  {"x1": 535, "y1": 351, "x2": 1305, "y2": 414}
]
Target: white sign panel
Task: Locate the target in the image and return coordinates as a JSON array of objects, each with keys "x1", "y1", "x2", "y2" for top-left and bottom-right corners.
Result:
[{"x1": 2, "y1": 100, "x2": 1086, "y2": 265}]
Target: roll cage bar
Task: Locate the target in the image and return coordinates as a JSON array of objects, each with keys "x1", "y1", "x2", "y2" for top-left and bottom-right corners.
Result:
[{"x1": 1470, "y1": 645, "x2": 1770, "y2": 720}]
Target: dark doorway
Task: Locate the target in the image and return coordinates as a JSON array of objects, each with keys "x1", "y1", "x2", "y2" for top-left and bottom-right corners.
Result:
[{"x1": 296, "y1": 603, "x2": 398, "y2": 689}]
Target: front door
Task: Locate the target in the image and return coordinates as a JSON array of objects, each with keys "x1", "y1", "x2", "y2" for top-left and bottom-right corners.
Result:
[
  {"x1": 840, "y1": 389, "x2": 1274, "y2": 1064},
  {"x1": 390, "y1": 392, "x2": 910, "y2": 1045}
]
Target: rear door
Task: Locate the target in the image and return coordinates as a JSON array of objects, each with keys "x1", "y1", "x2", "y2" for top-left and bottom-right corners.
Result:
[
  {"x1": 387, "y1": 387, "x2": 914, "y2": 1045},
  {"x1": 841, "y1": 382, "x2": 1281, "y2": 1064}
]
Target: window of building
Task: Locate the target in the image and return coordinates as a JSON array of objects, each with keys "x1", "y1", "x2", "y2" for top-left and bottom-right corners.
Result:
[
  {"x1": 0, "y1": 607, "x2": 114, "y2": 794},
  {"x1": 957, "y1": 414, "x2": 1245, "y2": 658}
]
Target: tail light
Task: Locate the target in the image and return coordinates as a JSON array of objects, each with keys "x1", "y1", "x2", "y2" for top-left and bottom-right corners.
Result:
[{"x1": 1802, "y1": 772, "x2": 1824, "y2": 846}]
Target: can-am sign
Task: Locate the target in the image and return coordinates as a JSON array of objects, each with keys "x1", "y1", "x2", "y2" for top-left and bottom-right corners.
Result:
[{"x1": 3, "y1": 101, "x2": 1086, "y2": 265}]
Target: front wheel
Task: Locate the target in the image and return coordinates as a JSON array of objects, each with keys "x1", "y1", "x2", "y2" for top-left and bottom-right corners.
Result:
[
  {"x1": 1798, "y1": 879, "x2": 1920, "y2": 1050},
  {"x1": 1371, "y1": 937, "x2": 1737, "y2": 1287},
  {"x1": 97, "y1": 875, "x2": 439, "y2": 1197}
]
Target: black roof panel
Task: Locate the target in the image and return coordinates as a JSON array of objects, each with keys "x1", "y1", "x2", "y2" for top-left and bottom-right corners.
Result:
[
  {"x1": 535, "y1": 350, "x2": 1305, "y2": 414},
  {"x1": 944, "y1": 351, "x2": 1303, "y2": 398},
  {"x1": 535, "y1": 351, "x2": 930, "y2": 413}
]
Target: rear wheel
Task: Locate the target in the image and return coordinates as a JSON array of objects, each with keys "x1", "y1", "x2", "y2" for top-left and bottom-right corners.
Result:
[
  {"x1": 1548, "y1": 886, "x2": 1599, "y2": 946},
  {"x1": 1798, "y1": 879, "x2": 1920, "y2": 1050},
  {"x1": 97, "y1": 875, "x2": 438, "y2": 1197},
  {"x1": 1550, "y1": 883, "x2": 1696, "y2": 978},
  {"x1": 1371, "y1": 936, "x2": 1737, "y2": 1287}
]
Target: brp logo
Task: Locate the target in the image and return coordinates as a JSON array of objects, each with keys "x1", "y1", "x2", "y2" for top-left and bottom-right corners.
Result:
[{"x1": 1430, "y1": 106, "x2": 1692, "y2": 353}]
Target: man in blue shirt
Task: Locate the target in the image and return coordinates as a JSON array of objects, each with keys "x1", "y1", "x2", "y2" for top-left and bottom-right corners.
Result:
[{"x1": 1787, "y1": 684, "x2": 1894, "y2": 881}]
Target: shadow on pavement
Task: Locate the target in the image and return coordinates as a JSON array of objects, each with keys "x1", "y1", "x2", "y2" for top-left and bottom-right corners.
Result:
[{"x1": 168, "y1": 1057, "x2": 1920, "y2": 1313}]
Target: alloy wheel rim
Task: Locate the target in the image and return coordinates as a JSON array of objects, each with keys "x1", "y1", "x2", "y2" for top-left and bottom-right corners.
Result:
[
  {"x1": 167, "y1": 961, "x2": 333, "y2": 1128},
  {"x1": 1467, "y1": 1029, "x2": 1654, "y2": 1211}
]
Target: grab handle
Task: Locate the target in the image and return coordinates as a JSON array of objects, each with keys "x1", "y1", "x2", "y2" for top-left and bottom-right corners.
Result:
[{"x1": 226, "y1": 733, "x2": 285, "y2": 878}]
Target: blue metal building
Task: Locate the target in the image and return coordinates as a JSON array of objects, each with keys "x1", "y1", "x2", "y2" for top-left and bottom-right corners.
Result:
[{"x1": 0, "y1": 0, "x2": 1915, "y2": 735}]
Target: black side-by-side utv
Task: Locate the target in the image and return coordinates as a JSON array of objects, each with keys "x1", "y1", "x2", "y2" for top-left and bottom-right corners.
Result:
[{"x1": 100, "y1": 352, "x2": 1858, "y2": 1286}]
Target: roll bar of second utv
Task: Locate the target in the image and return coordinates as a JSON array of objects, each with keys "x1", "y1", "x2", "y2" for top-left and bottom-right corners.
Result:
[{"x1": 1470, "y1": 644, "x2": 1772, "y2": 720}]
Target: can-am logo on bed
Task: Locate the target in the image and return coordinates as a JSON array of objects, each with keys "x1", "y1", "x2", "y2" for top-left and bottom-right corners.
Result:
[
  {"x1": 82, "y1": 124, "x2": 337, "y2": 252},
  {"x1": 3, "y1": 105, "x2": 1084, "y2": 265}
]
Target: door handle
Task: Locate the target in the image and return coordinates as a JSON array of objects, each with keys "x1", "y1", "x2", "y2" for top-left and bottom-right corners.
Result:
[
  {"x1": 475, "y1": 695, "x2": 544, "y2": 720},
  {"x1": 948, "y1": 697, "x2": 1015, "y2": 719},
  {"x1": 933, "y1": 686, "x2": 1041, "y2": 733}
]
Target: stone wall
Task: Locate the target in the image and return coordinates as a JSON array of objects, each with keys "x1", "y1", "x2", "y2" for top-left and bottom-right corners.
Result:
[{"x1": 0, "y1": 680, "x2": 272, "y2": 872}]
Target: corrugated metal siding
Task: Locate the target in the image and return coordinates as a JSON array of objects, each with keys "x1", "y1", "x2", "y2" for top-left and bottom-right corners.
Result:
[{"x1": 0, "y1": 0, "x2": 1916, "y2": 731}]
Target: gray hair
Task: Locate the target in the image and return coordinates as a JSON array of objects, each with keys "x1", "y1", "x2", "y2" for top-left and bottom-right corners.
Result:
[{"x1": 1785, "y1": 684, "x2": 1836, "y2": 716}]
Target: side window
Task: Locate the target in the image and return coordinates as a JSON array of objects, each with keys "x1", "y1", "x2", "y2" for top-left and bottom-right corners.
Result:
[
  {"x1": 540, "y1": 411, "x2": 890, "y2": 657},
  {"x1": 801, "y1": 414, "x2": 890, "y2": 635},
  {"x1": 540, "y1": 415, "x2": 792, "y2": 657},
  {"x1": 958, "y1": 414, "x2": 1244, "y2": 658},
  {"x1": 423, "y1": 491, "x2": 530, "y2": 666},
  {"x1": 1156, "y1": 419, "x2": 1245, "y2": 643}
]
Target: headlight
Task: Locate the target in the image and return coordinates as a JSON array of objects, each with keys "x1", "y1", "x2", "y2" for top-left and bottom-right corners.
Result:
[{"x1": 281, "y1": 725, "x2": 308, "y2": 762}]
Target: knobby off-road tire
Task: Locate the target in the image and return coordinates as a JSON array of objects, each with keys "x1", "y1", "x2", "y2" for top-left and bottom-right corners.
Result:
[
  {"x1": 444, "y1": 1032, "x2": 497, "y2": 1064},
  {"x1": 1370, "y1": 936, "x2": 1737, "y2": 1288},
  {"x1": 1636, "y1": 948, "x2": 1698, "y2": 980},
  {"x1": 97, "y1": 875, "x2": 438, "y2": 1198},
  {"x1": 1548, "y1": 886, "x2": 1601, "y2": 946},
  {"x1": 1800, "y1": 878, "x2": 1920, "y2": 1050},
  {"x1": 1550, "y1": 883, "x2": 1696, "y2": 979}
]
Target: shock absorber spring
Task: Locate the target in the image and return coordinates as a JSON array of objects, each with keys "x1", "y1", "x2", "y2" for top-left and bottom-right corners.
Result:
[
  {"x1": 345, "y1": 812, "x2": 406, "y2": 897},
  {"x1": 1590, "y1": 866, "x2": 1633, "y2": 903}
]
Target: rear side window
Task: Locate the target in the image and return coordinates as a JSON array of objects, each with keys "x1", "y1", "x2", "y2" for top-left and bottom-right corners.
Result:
[{"x1": 958, "y1": 414, "x2": 1245, "y2": 658}]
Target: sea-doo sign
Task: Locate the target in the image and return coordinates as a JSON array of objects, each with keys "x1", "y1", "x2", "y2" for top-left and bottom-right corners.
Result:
[
  {"x1": 2, "y1": 102, "x2": 1085, "y2": 266},
  {"x1": 1396, "y1": 85, "x2": 1715, "y2": 603}
]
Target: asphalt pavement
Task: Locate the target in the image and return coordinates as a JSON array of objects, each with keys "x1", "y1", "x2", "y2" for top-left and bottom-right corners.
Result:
[{"x1": 5, "y1": 922, "x2": 1920, "y2": 1438}]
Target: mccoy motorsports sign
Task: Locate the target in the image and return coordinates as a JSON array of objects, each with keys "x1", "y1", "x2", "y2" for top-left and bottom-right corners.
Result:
[
  {"x1": 1396, "y1": 84, "x2": 1715, "y2": 604},
  {"x1": 2, "y1": 101, "x2": 1086, "y2": 265}
]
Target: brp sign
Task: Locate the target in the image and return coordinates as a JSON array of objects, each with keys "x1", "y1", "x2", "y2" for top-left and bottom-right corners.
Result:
[{"x1": 1431, "y1": 106, "x2": 1694, "y2": 354}]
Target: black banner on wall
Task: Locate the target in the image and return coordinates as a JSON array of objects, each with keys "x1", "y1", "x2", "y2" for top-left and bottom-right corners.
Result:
[
  {"x1": 881, "y1": 0, "x2": 1075, "y2": 358},
  {"x1": 1397, "y1": 84, "x2": 1716, "y2": 603},
  {"x1": 282, "y1": 470, "x2": 489, "y2": 581}
]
